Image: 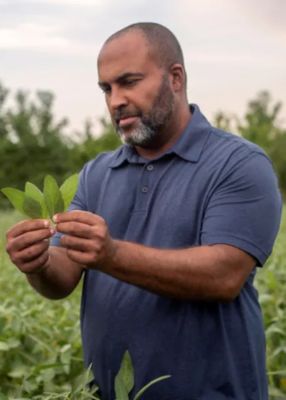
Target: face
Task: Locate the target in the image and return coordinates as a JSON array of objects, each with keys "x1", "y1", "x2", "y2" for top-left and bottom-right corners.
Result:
[
  {"x1": 97, "y1": 31, "x2": 176, "y2": 147},
  {"x1": 115, "y1": 72, "x2": 175, "y2": 146}
]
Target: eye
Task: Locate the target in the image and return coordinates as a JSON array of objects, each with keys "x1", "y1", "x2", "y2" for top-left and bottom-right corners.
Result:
[
  {"x1": 99, "y1": 84, "x2": 111, "y2": 95},
  {"x1": 123, "y1": 78, "x2": 141, "y2": 87},
  {"x1": 102, "y1": 87, "x2": 111, "y2": 95}
]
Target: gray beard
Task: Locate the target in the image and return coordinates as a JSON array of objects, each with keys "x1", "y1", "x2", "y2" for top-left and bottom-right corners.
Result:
[
  {"x1": 115, "y1": 73, "x2": 175, "y2": 147},
  {"x1": 117, "y1": 120, "x2": 156, "y2": 147}
]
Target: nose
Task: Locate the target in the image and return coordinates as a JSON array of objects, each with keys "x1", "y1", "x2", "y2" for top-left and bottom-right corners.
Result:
[{"x1": 108, "y1": 86, "x2": 128, "y2": 112}]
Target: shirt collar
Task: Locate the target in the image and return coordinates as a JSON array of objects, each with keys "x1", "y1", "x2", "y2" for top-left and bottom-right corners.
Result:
[
  {"x1": 169, "y1": 104, "x2": 212, "y2": 162},
  {"x1": 110, "y1": 104, "x2": 212, "y2": 168},
  {"x1": 110, "y1": 143, "x2": 146, "y2": 168}
]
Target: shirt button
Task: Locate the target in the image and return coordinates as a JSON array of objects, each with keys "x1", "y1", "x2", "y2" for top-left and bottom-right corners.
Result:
[
  {"x1": 141, "y1": 186, "x2": 149, "y2": 193},
  {"x1": 147, "y1": 164, "x2": 154, "y2": 171}
]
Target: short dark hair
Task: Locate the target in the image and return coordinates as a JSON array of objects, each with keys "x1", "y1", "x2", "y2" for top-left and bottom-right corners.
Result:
[{"x1": 105, "y1": 22, "x2": 186, "y2": 72}]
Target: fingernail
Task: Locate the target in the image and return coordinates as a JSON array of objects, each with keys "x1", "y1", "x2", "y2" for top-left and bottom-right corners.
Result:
[
  {"x1": 53, "y1": 214, "x2": 58, "y2": 223},
  {"x1": 43, "y1": 220, "x2": 50, "y2": 227}
]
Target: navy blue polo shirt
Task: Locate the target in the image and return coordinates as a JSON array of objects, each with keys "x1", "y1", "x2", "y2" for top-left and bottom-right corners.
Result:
[{"x1": 52, "y1": 105, "x2": 281, "y2": 400}]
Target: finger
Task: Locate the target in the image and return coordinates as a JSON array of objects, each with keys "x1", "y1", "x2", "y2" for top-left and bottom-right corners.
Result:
[
  {"x1": 6, "y1": 228, "x2": 54, "y2": 253},
  {"x1": 54, "y1": 210, "x2": 104, "y2": 226},
  {"x1": 16, "y1": 240, "x2": 50, "y2": 263},
  {"x1": 60, "y1": 235, "x2": 99, "y2": 252},
  {"x1": 66, "y1": 248, "x2": 95, "y2": 265},
  {"x1": 20, "y1": 252, "x2": 50, "y2": 275},
  {"x1": 56, "y1": 221, "x2": 94, "y2": 239},
  {"x1": 6, "y1": 219, "x2": 51, "y2": 240}
]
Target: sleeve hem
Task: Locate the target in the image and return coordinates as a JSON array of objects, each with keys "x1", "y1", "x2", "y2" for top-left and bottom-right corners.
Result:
[{"x1": 201, "y1": 234, "x2": 269, "y2": 266}]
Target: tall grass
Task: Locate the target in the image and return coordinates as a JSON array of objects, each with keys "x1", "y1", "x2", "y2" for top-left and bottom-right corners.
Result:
[{"x1": 0, "y1": 209, "x2": 285, "y2": 399}]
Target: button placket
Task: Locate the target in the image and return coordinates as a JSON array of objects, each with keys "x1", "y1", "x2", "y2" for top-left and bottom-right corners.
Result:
[
  {"x1": 141, "y1": 164, "x2": 154, "y2": 193},
  {"x1": 134, "y1": 161, "x2": 159, "y2": 211}
]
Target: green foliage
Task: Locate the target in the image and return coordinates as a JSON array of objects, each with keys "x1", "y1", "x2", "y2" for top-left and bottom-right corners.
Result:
[
  {"x1": 43, "y1": 175, "x2": 65, "y2": 219},
  {"x1": 0, "y1": 188, "x2": 26, "y2": 214},
  {"x1": 0, "y1": 82, "x2": 9, "y2": 140},
  {"x1": 60, "y1": 174, "x2": 81, "y2": 211},
  {"x1": 0, "y1": 81, "x2": 120, "y2": 209},
  {"x1": 23, "y1": 194, "x2": 43, "y2": 218},
  {"x1": 133, "y1": 376, "x2": 172, "y2": 400},
  {"x1": 255, "y1": 208, "x2": 286, "y2": 399},
  {"x1": 25, "y1": 181, "x2": 49, "y2": 218},
  {"x1": 0, "y1": 211, "x2": 99, "y2": 399},
  {"x1": 115, "y1": 351, "x2": 134, "y2": 399},
  {"x1": 1, "y1": 174, "x2": 78, "y2": 219},
  {"x1": 213, "y1": 111, "x2": 238, "y2": 132},
  {"x1": 0, "y1": 210, "x2": 285, "y2": 398},
  {"x1": 0, "y1": 83, "x2": 72, "y2": 207},
  {"x1": 114, "y1": 350, "x2": 170, "y2": 400},
  {"x1": 70, "y1": 118, "x2": 121, "y2": 167},
  {"x1": 237, "y1": 91, "x2": 282, "y2": 149},
  {"x1": 1, "y1": 79, "x2": 286, "y2": 398},
  {"x1": 0, "y1": 211, "x2": 171, "y2": 399},
  {"x1": 2, "y1": 80, "x2": 283, "y2": 200}
]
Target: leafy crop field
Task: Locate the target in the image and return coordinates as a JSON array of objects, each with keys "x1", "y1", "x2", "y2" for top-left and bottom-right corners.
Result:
[
  {"x1": 0, "y1": 209, "x2": 285, "y2": 399},
  {"x1": 255, "y1": 206, "x2": 286, "y2": 399},
  {"x1": 0, "y1": 211, "x2": 98, "y2": 399}
]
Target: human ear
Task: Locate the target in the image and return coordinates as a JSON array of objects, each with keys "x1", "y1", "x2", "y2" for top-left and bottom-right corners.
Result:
[{"x1": 169, "y1": 64, "x2": 185, "y2": 92}]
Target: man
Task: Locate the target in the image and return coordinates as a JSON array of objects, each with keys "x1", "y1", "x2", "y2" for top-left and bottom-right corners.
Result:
[{"x1": 6, "y1": 22, "x2": 282, "y2": 399}]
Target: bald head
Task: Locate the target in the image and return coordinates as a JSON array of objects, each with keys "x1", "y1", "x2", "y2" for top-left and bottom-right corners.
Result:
[
  {"x1": 103, "y1": 22, "x2": 186, "y2": 76},
  {"x1": 97, "y1": 22, "x2": 191, "y2": 154}
]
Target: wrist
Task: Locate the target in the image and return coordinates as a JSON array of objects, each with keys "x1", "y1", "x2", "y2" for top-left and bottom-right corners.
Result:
[{"x1": 101, "y1": 239, "x2": 120, "y2": 271}]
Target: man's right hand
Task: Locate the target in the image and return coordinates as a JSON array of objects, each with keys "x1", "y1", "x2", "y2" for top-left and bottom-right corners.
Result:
[{"x1": 6, "y1": 219, "x2": 55, "y2": 275}]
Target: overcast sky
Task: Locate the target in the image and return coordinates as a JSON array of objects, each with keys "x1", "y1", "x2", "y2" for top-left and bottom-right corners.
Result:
[{"x1": 1, "y1": 0, "x2": 285, "y2": 133}]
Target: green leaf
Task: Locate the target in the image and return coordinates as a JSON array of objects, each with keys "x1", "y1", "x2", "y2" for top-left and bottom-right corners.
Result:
[
  {"x1": 25, "y1": 181, "x2": 48, "y2": 218},
  {"x1": 133, "y1": 375, "x2": 171, "y2": 400},
  {"x1": 115, "y1": 350, "x2": 134, "y2": 398},
  {"x1": 54, "y1": 191, "x2": 65, "y2": 214},
  {"x1": 25, "y1": 182, "x2": 43, "y2": 204},
  {"x1": 23, "y1": 195, "x2": 43, "y2": 219},
  {"x1": 60, "y1": 173, "x2": 79, "y2": 210},
  {"x1": 43, "y1": 175, "x2": 65, "y2": 218},
  {"x1": 115, "y1": 374, "x2": 129, "y2": 400},
  {"x1": 7, "y1": 365, "x2": 27, "y2": 379},
  {"x1": 1, "y1": 187, "x2": 25, "y2": 214},
  {"x1": 0, "y1": 341, "x2": 9, "y2": 351}
]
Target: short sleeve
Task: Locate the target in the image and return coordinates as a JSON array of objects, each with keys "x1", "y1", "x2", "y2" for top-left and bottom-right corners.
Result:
[{"x1": 200, "y1": 152, "x2": 282, "y2": 266}]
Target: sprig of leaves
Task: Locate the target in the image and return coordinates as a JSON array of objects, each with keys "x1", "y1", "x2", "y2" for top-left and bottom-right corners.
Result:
[
  {"x1": 114, "y1": 350, "x2": 171, "y2": 400},
  {"x1": 1, "y1": 174, "x2": 79, "y2": 219}
]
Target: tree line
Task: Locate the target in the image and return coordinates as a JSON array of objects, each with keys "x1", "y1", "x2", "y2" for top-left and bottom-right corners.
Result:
[
  {"x1": 0, "y1": 81, "x2": 121, "y2": 208},
  {"x1": 0, "y1": 81, "x2": 285, "y2": 208}
]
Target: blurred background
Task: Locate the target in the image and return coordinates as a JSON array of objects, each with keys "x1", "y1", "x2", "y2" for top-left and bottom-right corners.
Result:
[
  {"x1": 0, "y1": 0, "x2": 286, "y2": 198},
  {"x1": 1, "y1": 0, "x2": 286, "y2": 199},
  {"x1": 1, "y1": 0, "x2": 286, "y2": 130}
]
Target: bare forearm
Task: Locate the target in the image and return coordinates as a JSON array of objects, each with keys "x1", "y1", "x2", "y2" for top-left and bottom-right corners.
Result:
[
  {"x1": 53, "y1": 211, "x2": 255, "y2": 302},
  {"x1": 100, "y1": 240, "x2": 255, "y2": 301},
  {"x1": 27, "y1": 247, "x2": 83, "y2": 300}
]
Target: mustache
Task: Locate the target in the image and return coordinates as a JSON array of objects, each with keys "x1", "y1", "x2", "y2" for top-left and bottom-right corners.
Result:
[{"x1": 114, "y1": 108, "x2": 141, "y2": 123}]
